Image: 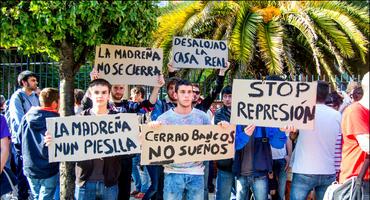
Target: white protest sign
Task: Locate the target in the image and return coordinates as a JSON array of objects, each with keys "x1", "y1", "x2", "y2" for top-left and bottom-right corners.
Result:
[
  {"x1": 140, "y1": 125, "x2": 235, "y2": 165},
  {"x1": 231, "y1": 79, "x2": 317, "y2": 130},
  {"x1": 172, "y1": 37, "x2": 228, "y2": 69},
  {"x1": 94, "y1": 44, "x2": 163, "y2": 86},
  {"x1": 47, "y1": 113, "x2": 140, "y2": 162}
]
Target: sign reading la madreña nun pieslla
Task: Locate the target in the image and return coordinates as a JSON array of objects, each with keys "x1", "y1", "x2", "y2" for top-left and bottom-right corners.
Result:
[{"x1": 47, "y1": 113, "x2": 140, "y2": 162}]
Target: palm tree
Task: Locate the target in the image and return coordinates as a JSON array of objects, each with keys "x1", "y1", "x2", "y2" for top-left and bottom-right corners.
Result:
[{"x1": 153, "y1": 1, "x2": 369, "y2": 86}]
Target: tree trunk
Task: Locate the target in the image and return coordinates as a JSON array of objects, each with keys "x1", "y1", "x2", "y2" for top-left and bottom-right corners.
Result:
[{"x1": 59, "y1": 40, "x2": 77, "y2": 199}]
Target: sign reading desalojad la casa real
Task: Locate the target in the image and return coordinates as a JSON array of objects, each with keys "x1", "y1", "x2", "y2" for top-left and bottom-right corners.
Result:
[{"x1": 172, "y1": 37, "x2": 228, "y2": 69}]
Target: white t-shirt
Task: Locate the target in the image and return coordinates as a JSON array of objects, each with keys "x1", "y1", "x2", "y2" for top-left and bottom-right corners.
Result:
[
  {"x1": 292, "y1": 104, "x2": 341, "y2": 175},
  {"x1": 271, "y1": 144, "x2": 287, "y2": 160},
  {"x1": 157, "y1": 108, "x2": 211, "y2": 175}
]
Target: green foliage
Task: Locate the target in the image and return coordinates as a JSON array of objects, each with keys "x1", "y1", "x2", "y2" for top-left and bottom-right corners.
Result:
[
  {"x1": 153, "y1": 1, "x2": 369, "y2": 86},
  {"x1": 1, "y1": 1, "x2": 159, "y2": 61}
]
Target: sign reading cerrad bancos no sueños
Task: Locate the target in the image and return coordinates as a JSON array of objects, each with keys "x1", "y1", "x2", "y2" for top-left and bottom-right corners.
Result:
[
  {"x1": 172, "y1": 37, "x2": 228, "y2": 69},
  {"x1": 140, "y1": 125, "x2": 235, "y2": 165},
  {"x1": 46, "y1": 113, "x2": 140, "y2": 162},
  {"x1": 94, "y1": 44, "x2": 163, "y2": 86},
  {"x1": 231, "y1": 79, "x2": 317, "y2": 130}
]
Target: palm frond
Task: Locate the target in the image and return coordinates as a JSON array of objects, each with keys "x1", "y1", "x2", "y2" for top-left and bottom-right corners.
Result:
[
  {"x1": 282, "y1": 35, "x2": 296, "y2": 74},
  {"x1": 257, "y1": 20, "x2": 284, "y2": 74},
  {"x1": 181, "y1": 1, "x2": 211, "y2": 35},
  {"x1": 153, "y1": 1, "x2": 204, "y2": 47},
  {"x1": 314, "y1": 27, "x2": 346, "y2": 74},
  {"x1": 309, "y1": 11, "x2": 354, "y2": 59},
  {"x1": 230, "y1": 3, "x2": 262, "y2": 66},
  {"x1": 311, "y1": 8, "x2": 368, "y2": 63},
  {"x1": 307, "y1": 1, "x2": 369, "y2": 35},
  {"x1": 282, "y1": 13, "x2": 321, "y2": 74}
]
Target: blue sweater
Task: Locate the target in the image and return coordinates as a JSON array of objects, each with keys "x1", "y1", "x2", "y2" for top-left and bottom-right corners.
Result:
[
  {"x1": 17, "y1": 108, "x2": 59, "y2": 179},
  {"x1": 233, "y1": 126, "x2": 287, "y2": 176}
]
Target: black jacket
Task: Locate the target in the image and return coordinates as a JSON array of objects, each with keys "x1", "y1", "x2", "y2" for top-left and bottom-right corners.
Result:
[
  {"x1": 75, "y1": 109, "x2": 122, "y2": 187},
  {"x1": 214, "y1": 105, "x2": 233, "y2": 172},
  {"x1": 195, "y1": 75, "x2": 225, "y2": 113}
]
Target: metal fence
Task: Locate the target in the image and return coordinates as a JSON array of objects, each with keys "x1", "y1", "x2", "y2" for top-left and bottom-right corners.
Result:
[
  {"x1": 0, "y1": 49, "x2": 361, "y2": 101},
  {"x1": 0, "y1": 49, "x2": 91, "y2": 99}
]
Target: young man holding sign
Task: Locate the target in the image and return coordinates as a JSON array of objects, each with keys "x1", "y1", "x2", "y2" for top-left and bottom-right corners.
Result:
[
  {"x1": 147, "y1": 79, "x2": 229, "y2": 200},
  {"x1": 46, "y1": 79, "x2": 123, "y2": 199}
]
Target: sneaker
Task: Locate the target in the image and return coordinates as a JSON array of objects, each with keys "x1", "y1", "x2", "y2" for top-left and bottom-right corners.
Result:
[
  {"x1": 134, "y1": 192, "x2": 145, "y2": 199},
  {"x1": 130, "y1": 190, "x2": 140, "y2": 196}
]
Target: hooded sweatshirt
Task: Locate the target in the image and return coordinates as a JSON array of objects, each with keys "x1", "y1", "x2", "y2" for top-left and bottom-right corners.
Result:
[{"x1": 17, "y1": 107, "x2": 59, "y2": 179}]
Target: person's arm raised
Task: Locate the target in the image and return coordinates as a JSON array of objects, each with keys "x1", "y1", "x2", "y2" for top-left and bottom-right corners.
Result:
[{"x1": 149, "y1": 75, "x2": 165, "y2": 105}]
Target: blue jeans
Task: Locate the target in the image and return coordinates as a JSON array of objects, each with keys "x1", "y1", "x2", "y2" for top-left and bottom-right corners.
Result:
[
  {"x1": 272, "y1": 159, "x2": 287, "y2": 200},
  {"x1": 164, "y1": 173, "x2": 204, "y2": 200},
  {"x1": 74, "y1": 181, "x2": 118, "y2": 200},
  {"x1": 132, "y1": 155, "x2": 150, "y2": 193},
  {"x1": 26, "y1": 173, "x2": 59, "y2": 200},
  {"x1": 215, "y1": 169, "x2": 234, "y2": 200},
  {"x1": 236, "y1": 175, "x2": 268, "y2": 200},
  {"x1": 290, "y1": 173, "x2": 336, "y2": 200}
]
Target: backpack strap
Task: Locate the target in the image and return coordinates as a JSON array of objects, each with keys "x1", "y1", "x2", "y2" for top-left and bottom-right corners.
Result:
[{"x1": 16, "y1": 92, "x2": 27, "y2": 114}]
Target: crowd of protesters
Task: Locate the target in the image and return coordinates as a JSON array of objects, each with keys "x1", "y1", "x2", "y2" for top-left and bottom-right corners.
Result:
[{"x1": 0, "y1": 66, "x2": 368, "y2": 200}]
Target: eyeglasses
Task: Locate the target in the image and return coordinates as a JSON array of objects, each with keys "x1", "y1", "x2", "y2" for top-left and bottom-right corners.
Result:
[{"x1": 193, "y1": 91, "x2": 200, "y2": 95}]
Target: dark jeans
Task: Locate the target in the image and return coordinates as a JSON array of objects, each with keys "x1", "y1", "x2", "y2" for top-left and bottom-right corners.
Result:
[
  {"x1": 118, "y1": 157, "x2": 132, "y2": 200},
  {"x1": 208, "y1": 161, "x2": 215, "y2": 192},
  {"x1": 271, "y1": 159, "x2": 287, "y2": 200},
  {"x1": 215, "y1": 169, "x2": 234, "y2": 200},
  {"x1": 11, "y1": 144, "x2": 30, "y2": 200},
  {"x1": 143, "y1": 165, "x2": 164, "y2": 200}
]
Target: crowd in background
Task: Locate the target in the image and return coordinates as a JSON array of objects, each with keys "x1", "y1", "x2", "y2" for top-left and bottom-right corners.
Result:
[{"x1": 0, "y1": 68, "x2": 368, "y2": 200}]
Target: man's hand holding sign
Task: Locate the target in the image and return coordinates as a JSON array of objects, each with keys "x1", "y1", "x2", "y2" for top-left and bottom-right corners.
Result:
[{"x1": 140, "y1": 121, "x2": 235, "y2": 165}]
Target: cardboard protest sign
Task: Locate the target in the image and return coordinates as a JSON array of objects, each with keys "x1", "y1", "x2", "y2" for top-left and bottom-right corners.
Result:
[
  {"x1": 172, "y1": 37, "x2": 228, "y2": 69},
  {"x1": 140, "y1": 125, "x2": 235, "y2": 165},
  {"x1": 46, "y1": 113, "x2": 140, "y2": 162},
  {"x1": 94, "y1": 44, "x2": 163, "y2": 86},
  {"x1": 231, "y1": 79, "x2": 317, "y2": 130}
]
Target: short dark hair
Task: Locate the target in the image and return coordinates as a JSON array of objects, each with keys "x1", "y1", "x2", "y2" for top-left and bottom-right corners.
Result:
[
  {"x1": 131, "y1": 86, "x2": 145, "y2": 98},
  {"x1": 39, "y1": 88, "x2": 59, "y2": 107},
  {"x1": 18, "y1": 70, "x2": 37, "y2": 86},
  {"x1": 325, "y1": 91, "x2": 343, "y2": 108},
  {"x1": 74, "y1": 89, "x2": 85, "y2": 105},
  {"x1": 166, "y1": 77, "x2": 181, "y2": 91},
  {"x1": 316, "y1": 80, "x2": 329, "y2": 103},
  {"x1": 88, "y1": 79, "x2": 112, "y2": 92},
  {"x1": 222, "y1": 86, "x2": 232, "y2": 96},
  {"x1": 175, "y1": 79, "x2": 192, "y2": 92}
]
